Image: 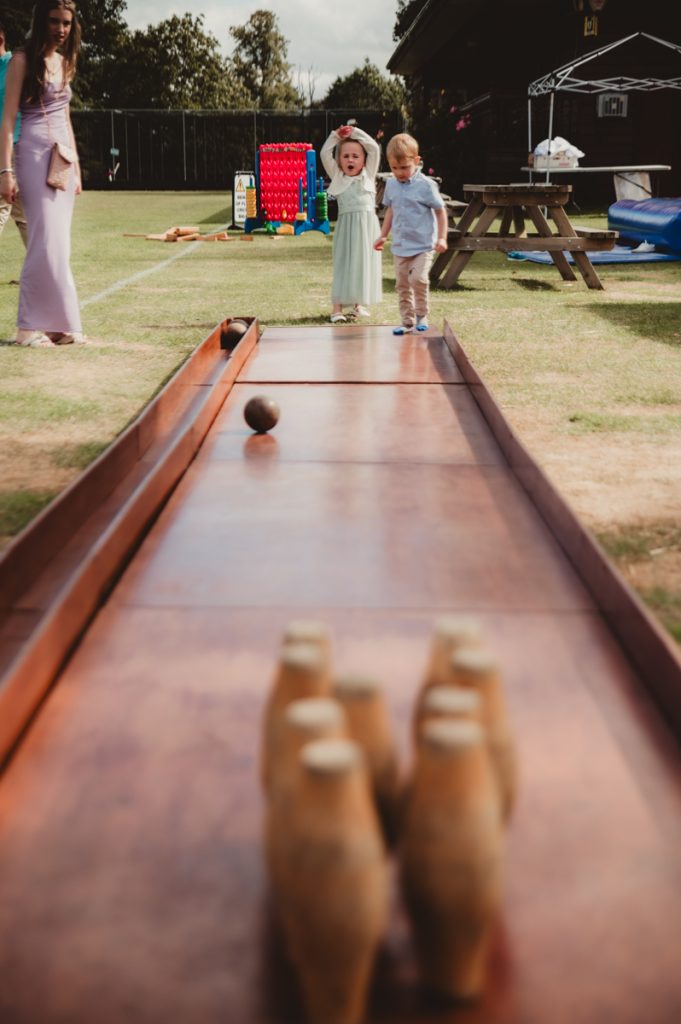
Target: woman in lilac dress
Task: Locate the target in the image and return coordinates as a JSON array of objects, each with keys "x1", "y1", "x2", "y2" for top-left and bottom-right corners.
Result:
[{"x1": 0, "y1": 0, "x2": 84, "y2": 347}]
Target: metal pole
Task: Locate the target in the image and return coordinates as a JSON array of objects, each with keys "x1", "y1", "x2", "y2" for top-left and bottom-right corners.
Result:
[
  {"x1": 253, "y1": 110, "x2": 257, "y2": 169},
  {"x1": 182, "y1": 110, "x2": 187, "y2": 183},
  {"x1": 545, "y1": 90, "x2": 555, "y2": 185},
  {"x1": 527, "y1": 97, "x2": 533, "y2": 182}
]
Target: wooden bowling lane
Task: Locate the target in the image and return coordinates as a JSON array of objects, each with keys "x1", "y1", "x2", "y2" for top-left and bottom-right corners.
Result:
[
  {"x1": 1, "y1": 325, "x2": 681, "y2": 1023},
  {"x1": 206, "y1": 381, "x2": 503, "y2": 466},
  {"x1": 238, "y1": 323, "x2": 464, "y2": 383}
]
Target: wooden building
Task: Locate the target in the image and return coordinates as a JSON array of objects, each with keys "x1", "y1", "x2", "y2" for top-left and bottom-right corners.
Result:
[{"x1": 388, "y1": 0, "x2": 681, "y2": 202}]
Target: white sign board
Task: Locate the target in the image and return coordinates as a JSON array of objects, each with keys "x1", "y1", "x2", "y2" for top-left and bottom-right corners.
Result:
[{"x1": 233, "y1": 171, "x2": 255, "y2": 226}]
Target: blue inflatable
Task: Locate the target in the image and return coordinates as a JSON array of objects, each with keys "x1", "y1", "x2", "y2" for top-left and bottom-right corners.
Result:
[{"x1": 608, "y1": 198, "x2": 681, "y2": 253}]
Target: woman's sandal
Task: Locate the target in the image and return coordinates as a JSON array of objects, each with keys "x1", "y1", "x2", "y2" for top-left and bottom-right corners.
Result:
[
  {"x1": 46, "y1": 332, "x2": 90, "y2": 345},
  {"x1": 15, "y1": 330, "x2": 54, "y2": 348},
  {"x1": 330, "y1": 313, "x2": 348, "y2": 323}
]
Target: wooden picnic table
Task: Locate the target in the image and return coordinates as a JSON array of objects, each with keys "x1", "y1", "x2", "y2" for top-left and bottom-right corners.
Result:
[{"x1": 430, "y1": 183, "x2": 617, "y2": 290}]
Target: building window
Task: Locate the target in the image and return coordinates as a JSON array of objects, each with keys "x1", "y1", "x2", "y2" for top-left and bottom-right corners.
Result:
[{"x1": 597, "y1": 94, "x2": 628, "y2": 118}]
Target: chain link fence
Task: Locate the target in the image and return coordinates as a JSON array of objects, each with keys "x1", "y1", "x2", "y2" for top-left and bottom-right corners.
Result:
[{"x1": 71, "y1": 108, "x2": 406, "y2": 189}]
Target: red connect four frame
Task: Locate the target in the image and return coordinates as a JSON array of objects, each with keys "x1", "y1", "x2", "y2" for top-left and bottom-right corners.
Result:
[{"x1": 258, "y1": 143, "x2": 312, "y2": 223}]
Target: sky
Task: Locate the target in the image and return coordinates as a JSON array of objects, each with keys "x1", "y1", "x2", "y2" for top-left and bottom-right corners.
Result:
[{"x1": 124, "y1": 1, "x2": 402, "y2": 100}]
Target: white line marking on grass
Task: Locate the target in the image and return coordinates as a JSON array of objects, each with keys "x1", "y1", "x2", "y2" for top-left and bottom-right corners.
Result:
[
  {"x1": 80, "y1": 224, "x2": 230, "y2": 309},
  {"x1": 80, "y1": 242, "x2": 198, "y2": 309}
]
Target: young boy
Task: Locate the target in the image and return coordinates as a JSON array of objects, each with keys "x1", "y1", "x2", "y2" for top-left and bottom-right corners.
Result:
[
  {"x1": 0, "y1": 20, "x2": 27, "y2": 248},
  {"x1": 374, "y1": 133, "x2": 447, "y2": 334}
]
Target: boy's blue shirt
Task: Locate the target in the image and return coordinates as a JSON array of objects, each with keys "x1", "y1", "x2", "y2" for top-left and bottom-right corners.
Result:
[
  {"x1": 0, "y1": 52, "x2": 21, "y2": 143},
  {"x1": 383, "y1": 169, "x2": 445, "y2": 257}
]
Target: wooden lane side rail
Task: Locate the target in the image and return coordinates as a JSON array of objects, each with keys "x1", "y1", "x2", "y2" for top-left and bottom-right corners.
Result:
[
  {"x1": 0, "y1": 318, "x2": 260, "y2": 767},
  {"x1": 443, "y1": 319, "x2": 681, "y2": 744}
]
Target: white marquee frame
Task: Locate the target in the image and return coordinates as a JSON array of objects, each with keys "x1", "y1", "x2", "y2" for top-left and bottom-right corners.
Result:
[{"x1": 527, "y1": 32, "x2": 681, "y2": 182}]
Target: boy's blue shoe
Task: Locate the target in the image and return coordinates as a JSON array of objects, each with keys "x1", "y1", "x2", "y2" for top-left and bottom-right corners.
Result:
[
  {"x1": 392, "y1": 324, "x2": 414, "y2": 335},
  {"x1": 415, "y1": 316, "x2": 429, "y2": 331}
]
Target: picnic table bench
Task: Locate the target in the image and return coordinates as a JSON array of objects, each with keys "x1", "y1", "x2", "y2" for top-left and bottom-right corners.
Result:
[{"x1": 430, "y1": 183, "x2": 618, "y2": 290}]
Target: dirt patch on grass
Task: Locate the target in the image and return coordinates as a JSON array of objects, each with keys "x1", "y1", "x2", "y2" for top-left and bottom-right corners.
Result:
[
  {"x1": 622, "y1": 548, "x2": 681, "y2": 593},
  {"x1": 595, "y1": 524, "x2": 681, "y2": 644},
  {"x1": 0, "y1": 439, "x2": 79, "y2": 492},
  {"x1": 506, "y1": 414, "x2": 681, "y2": 526},
  {"x1": 601, "y1": 283, "x2": 681, "y2": 303},
  {"x1": 0, "y1": 436, "x2": 110, "y2": 549},
  {"x1": 502, "y1": 413, "x2": 681, "y2": 646}
]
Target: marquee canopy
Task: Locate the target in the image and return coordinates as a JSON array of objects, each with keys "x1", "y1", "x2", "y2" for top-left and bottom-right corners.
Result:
[
  {"x1": 528, "y1": 31, "x2": 681, "y2": 97},
  {"x1": 527, "y1": 32, "x2": 681, "y2": 181}
]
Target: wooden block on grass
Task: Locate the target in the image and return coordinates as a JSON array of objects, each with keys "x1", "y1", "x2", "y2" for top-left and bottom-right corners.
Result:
[
  {"x1": 167, "y1": 225, "x2": 200, "y2": 237},
  {"x1": 142, "y1": 225, "x2": 201, "y2": 241}
]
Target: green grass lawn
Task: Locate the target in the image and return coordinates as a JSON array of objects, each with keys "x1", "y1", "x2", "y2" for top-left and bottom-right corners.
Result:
[{"x1": 1, "y1": 190, "x2": 681, "y2": 642}]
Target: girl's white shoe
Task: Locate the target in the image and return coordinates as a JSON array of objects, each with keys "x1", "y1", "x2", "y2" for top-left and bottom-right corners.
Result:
[
  {"x1": 330, "y1": 313, "x2": 348, "y2": 323},
  {"x1": 352, "y1": 304, "x2": 371, "y2": 318}
]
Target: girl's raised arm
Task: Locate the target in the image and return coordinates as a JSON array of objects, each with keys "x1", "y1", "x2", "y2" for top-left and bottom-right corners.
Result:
[
  {"x1": 349, "y1": 126, "x2": 380, "y2": 179},
  {"x1": 320, "y1": 129, "x2": 339, "y2": 179}
]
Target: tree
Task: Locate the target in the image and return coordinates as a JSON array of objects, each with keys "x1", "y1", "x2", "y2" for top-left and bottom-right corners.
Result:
[
  {"x1": 0, "y1": 1, "x2": 33, "y2": 49},
  {"x1": 323, "y1": 59, "x2": 405, "y2": 110},
  {"x1": 76, "y1": 0, "x2": 131, "y2": 107},
  {"x1": 393, "y1": 0, "x2": 430, "y2": 42},
  {"x1": 111, "y1": 15, "x2": 248, "y2": 109},
  {"x1": 0, "y1": 0, "x2": 131, "y2": 107},
  {"x1": 228, "y1": 9, "x2": 299, "y2": 110},
  {"x1": 295, "y1": 65, "x2": 319, "y2": 108}
]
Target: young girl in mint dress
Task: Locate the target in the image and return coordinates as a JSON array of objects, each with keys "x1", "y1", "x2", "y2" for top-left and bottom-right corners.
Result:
[{"x1": 320, "y1": 124, "x2": 382, "y2": 323}]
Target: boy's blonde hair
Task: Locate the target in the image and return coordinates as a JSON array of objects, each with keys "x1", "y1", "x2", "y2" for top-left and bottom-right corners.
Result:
[{"x1": 386, "y1": 133, "x2": 420, "y2": 162}]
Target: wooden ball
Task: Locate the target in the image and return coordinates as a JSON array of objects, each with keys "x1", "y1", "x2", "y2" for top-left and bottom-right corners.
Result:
[
  {"x1": 220, "y1": 318, "x2": 249, "y2": 350},
  {"x1": 244, "y1": 394, "x2": 280, "y2": 433}
]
